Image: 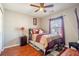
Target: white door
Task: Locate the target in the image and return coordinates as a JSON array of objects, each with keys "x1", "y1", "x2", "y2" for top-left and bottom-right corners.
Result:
[{"x1": 0, "y1": 7, "x2": 2, "y2": 51}]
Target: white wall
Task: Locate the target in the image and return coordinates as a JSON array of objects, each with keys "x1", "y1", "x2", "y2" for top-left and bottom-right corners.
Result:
[
  {"x1": 40, "y1": 5, "x2": 79, "y2": 46},
  {"x1": 0, "y1": 4, "x2": 3, "y2": 52},
  {"x1": 3, "y1": 9, "x2": 41, "y2": 47}
]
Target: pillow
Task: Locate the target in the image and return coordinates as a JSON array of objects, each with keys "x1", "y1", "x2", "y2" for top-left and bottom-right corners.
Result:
[
  {"x1": 32, "y1": 28, "x2": 39, "y2": 34},
  {"x1": 39, "y1": 29, "x2": 44, "y2": 34}
]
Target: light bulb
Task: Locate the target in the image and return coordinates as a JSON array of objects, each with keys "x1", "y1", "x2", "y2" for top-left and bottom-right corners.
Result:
[{"x1": 39, "y1": 7, "x2": 44, "y2": 11}]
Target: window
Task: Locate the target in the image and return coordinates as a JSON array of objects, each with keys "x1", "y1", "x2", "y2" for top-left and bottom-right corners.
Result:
[{"x1": 49, "y1": 16, "x2": 64, "y2": 38}]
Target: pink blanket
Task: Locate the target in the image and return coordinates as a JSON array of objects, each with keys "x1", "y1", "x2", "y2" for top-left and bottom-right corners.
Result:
[
  {"x1": 36, "y1": 34, "x2": 43, "y2": 42},
  {"x1": 32, "y1": 34, "x2": 49, "y2": 48},
  {"x1": 32, "y1": 33, "x2": 60, "y2": 48},
  {"x1": 36, "y1": 33, "x2": 47, "y2": 42}
]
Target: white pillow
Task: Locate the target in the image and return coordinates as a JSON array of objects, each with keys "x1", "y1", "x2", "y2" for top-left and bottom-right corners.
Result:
[{"x1": 39, "y1": 29, "x2": 44, "y2": 34}]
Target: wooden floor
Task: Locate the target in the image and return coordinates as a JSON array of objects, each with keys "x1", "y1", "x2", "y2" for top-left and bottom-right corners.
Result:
[{"x1": 0, "y1": 45, "x2": 44, "y2": 56}]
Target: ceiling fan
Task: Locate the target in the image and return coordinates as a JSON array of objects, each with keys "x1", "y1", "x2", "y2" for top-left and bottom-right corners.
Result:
[{"x1": 30, "y1": 3, "x2": 54, "y2": 13}]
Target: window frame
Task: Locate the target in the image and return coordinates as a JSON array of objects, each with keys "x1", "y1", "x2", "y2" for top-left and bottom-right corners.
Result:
[{"x1": 49, "y1": 16, "x2": 65, "y2": 44}]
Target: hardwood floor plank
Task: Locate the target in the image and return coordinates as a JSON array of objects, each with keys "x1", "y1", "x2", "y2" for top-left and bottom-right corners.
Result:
[{"x1": 0, "y1": 45, "x2": 44, "y2": 56}]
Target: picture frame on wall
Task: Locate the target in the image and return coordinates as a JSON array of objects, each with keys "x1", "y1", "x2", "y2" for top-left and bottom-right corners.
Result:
[{"x1": 33, "y1": 18, "x2": 37, "y2": 25}]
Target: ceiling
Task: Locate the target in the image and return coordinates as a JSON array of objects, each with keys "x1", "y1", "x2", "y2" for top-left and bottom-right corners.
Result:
[{"x1": 2, "y1": 3, "x2": 79, "y2": 18}]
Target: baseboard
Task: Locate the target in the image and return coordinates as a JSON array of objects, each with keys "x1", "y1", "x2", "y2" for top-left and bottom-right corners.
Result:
[
  {"x1": 0, "y1": 44, "x2": 20, "y2": 54},
  {"x1": 0, "y1": 48, "x2": 4, "y2": 54},
  {"x1": 65, "y1": 45, "x2": 69, "y2": 48},
  {"x1": 4, "y1": 44, "x2": 20, "y2": 49},
  {"x1": 0, "y1": 50, "x2": 1, "y2": 54}
]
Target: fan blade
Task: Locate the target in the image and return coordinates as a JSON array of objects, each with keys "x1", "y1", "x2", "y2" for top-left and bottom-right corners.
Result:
[
  {"x1": 35, "y1": 9, "x2": 39, "y2": 12},
  {"x1": 44, "y1": 10, "x2": 46, "y2": 12},
  {"x1": 44, "y1": 4, "x2": 54, "y2": 8},
  {"x1": 30, "y1": 4, "x2": 40, "y2": 8}
]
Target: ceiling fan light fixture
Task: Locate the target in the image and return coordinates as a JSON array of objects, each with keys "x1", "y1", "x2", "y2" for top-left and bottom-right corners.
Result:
[
  {"x1": 30, "y1": 3, "x2": 54, "y2": 12},
  {"x1": 39, "y1": 7, "x2": 44, "y2": 11}
]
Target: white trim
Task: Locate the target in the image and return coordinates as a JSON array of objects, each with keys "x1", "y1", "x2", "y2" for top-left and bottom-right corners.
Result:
[
  {"x1": 0, "y1": 44, "x2": 20, "y2": 54},
  {"x1": 4, "y1": 44, "x2": 20, "y2": 49},
  {"x1": 65, "y1": 45, "x2": 69, "y2": 48},
  {"x1": 0, "y1": 50, "x2": 1, "y2": 54},
  {"x1": 0, "y1": 48, "x2": 4, "y2": 54}
]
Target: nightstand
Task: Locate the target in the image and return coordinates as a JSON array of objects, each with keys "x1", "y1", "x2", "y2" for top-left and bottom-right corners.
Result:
[{"x1": 20, "y1": 36, "x2": 27, "y2": 46}]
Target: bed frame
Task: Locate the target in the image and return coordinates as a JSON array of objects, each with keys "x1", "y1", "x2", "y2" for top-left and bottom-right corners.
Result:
[{"x1": 28, "y1": 28, "x2": 65, "y2": 55}]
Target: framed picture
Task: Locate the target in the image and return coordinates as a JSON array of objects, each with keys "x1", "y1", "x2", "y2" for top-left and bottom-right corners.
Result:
[{"x1": 33, "y1": 18, "x2": 37, "y2": 25}]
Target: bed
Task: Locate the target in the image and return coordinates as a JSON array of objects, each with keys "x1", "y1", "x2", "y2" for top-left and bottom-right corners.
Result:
[{"x1": 29, "y1": 28, "x2": 64, "y2": 55}]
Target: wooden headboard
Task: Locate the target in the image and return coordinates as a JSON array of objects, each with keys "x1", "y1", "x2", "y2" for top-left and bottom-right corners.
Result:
[{"x1": 29, "y1": 28, "x2": 32, "y2": 40}]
